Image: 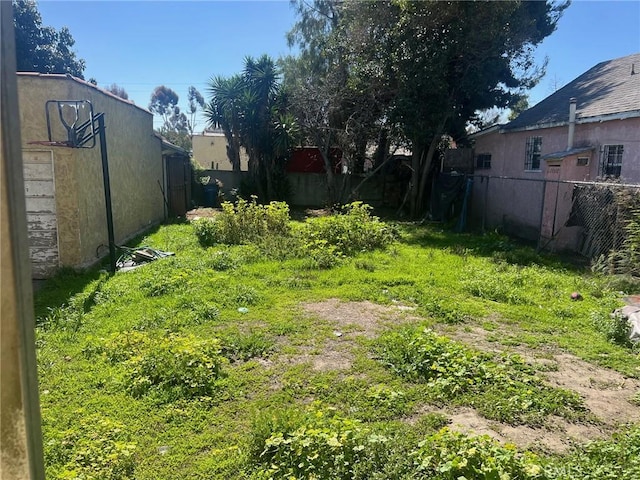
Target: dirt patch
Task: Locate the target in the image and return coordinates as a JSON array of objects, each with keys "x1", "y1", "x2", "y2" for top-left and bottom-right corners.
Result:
[
  {"x1": 279, "y1": 299, "x2": 417, "y2": 371},
  {"x1": 301, "y1": 298, "x2": 418, "y2": 339},
  {"x1": 281, "y1": 344, "x2": 355, "y2": 371},
  {"x1": 186, "y1": 207, "x2": 220, "y2": 221},
  {"x1": 296, "y1": 299, "x2": 640, "y2": 453},
  {"x1": 436, "y1": 324, "x2": 640, "y2": 427}
]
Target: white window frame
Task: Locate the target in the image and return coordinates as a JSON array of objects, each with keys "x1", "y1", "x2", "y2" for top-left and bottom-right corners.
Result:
[{"x1": 525, "y1": 136, "x2": 542, "y2": 171}]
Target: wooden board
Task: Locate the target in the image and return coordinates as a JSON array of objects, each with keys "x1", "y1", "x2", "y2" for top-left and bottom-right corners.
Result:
[{"x1": 23, "y1": 151, "x2": 59, "y2": 278}]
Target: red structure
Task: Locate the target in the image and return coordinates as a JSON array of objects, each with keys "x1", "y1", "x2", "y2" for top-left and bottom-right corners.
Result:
[{"x1": 286, "y1": 147, "x2": 343, "y2": 173}]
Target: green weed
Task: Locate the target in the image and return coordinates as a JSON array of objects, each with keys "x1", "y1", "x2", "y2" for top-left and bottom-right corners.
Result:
[{"x1": 376, "y1": 327, "x2": 587, "y2": 425}]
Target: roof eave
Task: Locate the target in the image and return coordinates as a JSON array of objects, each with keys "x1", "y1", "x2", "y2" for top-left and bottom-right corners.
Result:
[{"x1": 502, "y1": 109, "x2": 640, "y2": 133}]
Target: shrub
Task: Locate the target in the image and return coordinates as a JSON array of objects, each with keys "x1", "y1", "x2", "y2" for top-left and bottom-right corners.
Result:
[
  {"x1": 208, "y1": 250, "x2": 238, "y2": 271},
  {"x1": 194, "y1": 199, "x2": 290, "y2": 246},
  {"x1": 249, "y1": 405, "x2": 387, "y2": 480},
  {"x1": 123, "y1": 333, "x2": 227, "y2": 400},
  {"x1": 301, "y1": 202, "x2": 397, "y2": 256},
  {"x1": 300, "y1": 239, "x2": 342, "y2": 269},
  {"x1": 590, "y1": 310, "x2": 633, "y2": 348}
]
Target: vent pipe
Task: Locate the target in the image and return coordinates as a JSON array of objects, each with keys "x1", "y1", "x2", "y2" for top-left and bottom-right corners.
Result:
[{"x1": 567, "y1": 97, "x2": 577, "y2": 150}]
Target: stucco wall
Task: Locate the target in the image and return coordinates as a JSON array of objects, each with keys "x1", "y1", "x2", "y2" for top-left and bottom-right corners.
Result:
[
  {"x1": 18, "y1": 74, "x2": 164, "y2": 271},
  {"x1": 192, "y1": 132, "x2": 248, "y2": 171},
  {"x1": 471, "y1": 117, "x2": 640, "y2": 240}
]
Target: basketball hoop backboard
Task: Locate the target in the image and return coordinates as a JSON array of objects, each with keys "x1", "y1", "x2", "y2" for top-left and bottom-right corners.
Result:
[{"x1": 44, "y1": 100, "x2": 96, "y2": 148}]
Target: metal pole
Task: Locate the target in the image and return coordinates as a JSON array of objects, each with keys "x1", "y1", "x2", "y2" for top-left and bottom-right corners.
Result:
[
  {"x1": 97, "y1": 113, "x2": 116, "y2": 273},
  {"x1": 537, "y1": 179, "x2": 548, "y2": 252},
  {"x1": 482, "y1": 176, "x2": 489, "y2": 232}
]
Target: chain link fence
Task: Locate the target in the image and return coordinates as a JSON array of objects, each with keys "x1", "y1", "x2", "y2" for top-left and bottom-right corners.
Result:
[{"x1": 470, "y1": 175, "x2": 640, "y2": 273}]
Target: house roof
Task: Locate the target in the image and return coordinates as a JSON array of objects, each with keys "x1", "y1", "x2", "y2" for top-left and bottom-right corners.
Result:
[
  {"x1": 154, "y1": 132, "x2": 189, "y2": 157},
  {"x1": 17, "y1": 72, "x2": 152, "y2": 116},
  {"x1": 505, "y1": 52, "x2": 640, "y2": 131},
  {"x1": 542, "y1": 146, "x2": 595, "y2": 161}
]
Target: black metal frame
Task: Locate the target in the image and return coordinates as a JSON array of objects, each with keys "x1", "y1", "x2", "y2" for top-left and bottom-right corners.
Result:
[{"x1": 43, "y1": 100, "x2": 116, "y2": 274}]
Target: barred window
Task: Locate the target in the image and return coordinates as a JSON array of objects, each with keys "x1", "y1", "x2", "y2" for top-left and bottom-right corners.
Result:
[
  {"x1": 525, "y1": 136, "x2": 542, "y2": 171},
  {"x1": 601, "y1": 145, "x2": 624, "y2": 177},
  {"x1": 476, "y1": 153, "x2": 491, "y2": 169}
]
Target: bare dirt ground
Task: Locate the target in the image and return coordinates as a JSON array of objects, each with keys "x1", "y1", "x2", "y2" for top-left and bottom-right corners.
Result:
[
  {"x1": 297, "y1": 299, "x2": 640, "y2": 454},
  {"x1": 186, "y1": 207, "x2": 220, "y2": 221}
]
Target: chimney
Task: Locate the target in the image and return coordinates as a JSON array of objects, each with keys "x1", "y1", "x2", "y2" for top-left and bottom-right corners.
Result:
[{"x1": 567, "y1": 97, "x2": 576, "y2": 150}]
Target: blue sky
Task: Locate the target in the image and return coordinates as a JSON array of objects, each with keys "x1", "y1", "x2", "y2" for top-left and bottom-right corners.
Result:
[{"x1": 38, "y1": 0, "x2": 640, "y2": 130}]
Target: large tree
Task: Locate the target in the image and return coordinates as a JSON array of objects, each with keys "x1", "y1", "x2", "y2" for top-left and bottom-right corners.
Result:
[
  {"x1": 13, "y1": 0, "x2": 85, "y2": 77},
  {"x1": 206, "y1": 55, "x2": 300, "y2": 202},
  {"x1": 149, "y1": 85, "x2": 204, "y2": 151},
  {"x1": 284, "y1": 0, "x2": 390, "y2": 204},
  {"x1": 286, "y1": 0, "x2": 568, "y2": 215},
  {"x1": 105, "y1": 83, "x2": 129, "y2": 100}
]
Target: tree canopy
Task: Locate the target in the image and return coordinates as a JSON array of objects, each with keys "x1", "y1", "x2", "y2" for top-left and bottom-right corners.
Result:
[
  {"x1": 206, "y1": 55, "x2": 300, "y2": 201},
  {"x1": 105, "y1": 83, "x2": 129, "y2": 100},
  {"x1": 149, "y1": 85, "x2": 204, "y2": 152},
  {"x1": 285, "y1": 0, "x2": 569, "y2": 215},
  {"x1": 13, "y1": 0, "x2": 85, "y2": 77}
]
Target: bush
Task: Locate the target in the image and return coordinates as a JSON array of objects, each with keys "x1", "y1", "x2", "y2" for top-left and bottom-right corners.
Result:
[
  {"x1": 194, "y1": 199, "x2": 290, "y2": 246},
  {"x1": 412, "y1": 428, "x2": 546, "y2": 480},
  {"x1": 123, "y1": 333, "x2": 227, "y2": 401},
  {"x1": 301, "y1": 202, "x2": 397, "y2": 256},
  {"x1": 47, "y1": 417, "x2": 136, "y2": 480},
  {"x1": 590, "y1": 310, "x2": 633, "y2": 348},
  {"x1": 249, "y1": 405, "x2": 387, "y2": 480}
]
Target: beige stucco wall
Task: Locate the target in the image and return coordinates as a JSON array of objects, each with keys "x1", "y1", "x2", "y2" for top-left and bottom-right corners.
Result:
[
  {"x1": 18, "y1": 74, "x2": 164, "y2": 271},
  {"x1": 192, "y1": 132, "x2": 248, "y2": 171}
]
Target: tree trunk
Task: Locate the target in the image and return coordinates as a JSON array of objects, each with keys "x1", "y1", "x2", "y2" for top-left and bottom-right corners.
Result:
[
  {"x1": 316, "y1": 132, "x2": 338, "y2": 205},
  {"x1": 230, "y1": 133, "x2": 242, "y2": 190},
  {"x1": 409, "y1": 143, "x2": 425, "y2": 217},
  {"x1": 416, "y1": 134, "x2": 441, "y2": 215}
]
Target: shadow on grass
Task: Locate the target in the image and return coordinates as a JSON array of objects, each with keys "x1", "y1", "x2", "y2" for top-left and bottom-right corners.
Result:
[
  {"x1": 399, "y1": 223, "x2": 589, "y2": 272},
  {"x1": 33, "y1": 222, "x2": 172, "y2": 318}
]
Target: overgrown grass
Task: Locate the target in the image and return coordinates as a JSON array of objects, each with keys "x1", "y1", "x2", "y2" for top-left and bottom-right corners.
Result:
[{"x1": 33, "y1": 207, "x2": 639, "y2": 479}]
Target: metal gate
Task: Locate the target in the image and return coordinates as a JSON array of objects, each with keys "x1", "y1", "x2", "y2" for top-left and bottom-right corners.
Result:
[{"x1": 165, "y1": 154, "x2": 191, "y2": 217}]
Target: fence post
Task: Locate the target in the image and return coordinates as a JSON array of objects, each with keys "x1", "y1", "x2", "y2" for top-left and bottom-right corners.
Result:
[
  {"x1": 1, "y1": 2, "x2": 45, "y2": 477},
  {"x1": 537, "y1": 179, "x2": 547, "y2": 252},
  {"x1": 482, "y1": 176, "x2": 489, "y2": 232}
]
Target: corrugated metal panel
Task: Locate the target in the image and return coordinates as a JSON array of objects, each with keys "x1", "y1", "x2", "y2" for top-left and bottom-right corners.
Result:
[{"x1": 23, "y1": 151, "x2": 59, "y2": 278}]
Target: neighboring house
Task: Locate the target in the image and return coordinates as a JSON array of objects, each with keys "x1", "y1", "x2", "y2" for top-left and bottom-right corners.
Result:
[
  {"x1": 18, "y1": 73, "x2": 166, "y2": 278},
  {"x1": 471, "y1": 52, "x2": 640, "y2": 247},
  {"x1": 192, "y1": 130, "x2": 248, "y2": 171}
]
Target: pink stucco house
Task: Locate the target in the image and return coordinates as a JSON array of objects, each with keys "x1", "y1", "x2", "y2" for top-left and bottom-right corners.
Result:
[{"x1": 470, "y1": 52, "x2": 640, "y2": 249}]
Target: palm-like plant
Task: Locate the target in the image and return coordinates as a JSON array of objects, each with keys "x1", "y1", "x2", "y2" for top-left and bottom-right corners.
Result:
[
  {"x1": 206, "y1": 55, "x2": 300, "y2": 201},
  {"x1": 205, "y1": 75, "x2": 245, "y2": 173}
]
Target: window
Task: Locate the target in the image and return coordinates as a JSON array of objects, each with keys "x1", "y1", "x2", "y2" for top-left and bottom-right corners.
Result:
[
  {"x1": 525, "y1": 136, "x2": 542, "y2": 171},
  {"x1": 475, "y1": 153, "x2": 491, "y2": 169},
  {"x1": 601, "y1": 145, "x2": 624, "y2": 177},
  {"x1": 576, "y1": 157, "x2": 589, "y2": 166}
]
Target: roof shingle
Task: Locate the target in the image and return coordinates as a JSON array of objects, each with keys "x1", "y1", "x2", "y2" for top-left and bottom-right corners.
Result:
[{"x1": 505, "y1": 52, "x2": 640, "y2": 130}]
